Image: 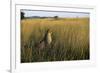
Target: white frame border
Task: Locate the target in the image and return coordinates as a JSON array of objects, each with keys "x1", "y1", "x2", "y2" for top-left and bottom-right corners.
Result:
[{"x1": 11, "y1": 3, "x2": 96, "y2": 73}]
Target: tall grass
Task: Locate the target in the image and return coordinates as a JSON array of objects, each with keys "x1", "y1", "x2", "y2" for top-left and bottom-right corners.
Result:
[{"x1": 21, "y1": 18, "x2": 89, "y2": 63}]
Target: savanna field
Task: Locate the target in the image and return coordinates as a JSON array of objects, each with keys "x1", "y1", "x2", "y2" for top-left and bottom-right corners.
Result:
[{"x1": 21, "y1": 18, "x2": 89, "y2": 63}]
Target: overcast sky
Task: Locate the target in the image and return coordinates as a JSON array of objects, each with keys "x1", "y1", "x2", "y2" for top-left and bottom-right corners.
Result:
[{"x1": 21, "y1": 10, "x2": 89, "y2": 18}]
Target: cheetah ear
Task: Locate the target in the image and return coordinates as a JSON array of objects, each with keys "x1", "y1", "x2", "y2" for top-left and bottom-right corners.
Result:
[{"x1": 47, "y1": 29, "x2": 50, "y2": 32}]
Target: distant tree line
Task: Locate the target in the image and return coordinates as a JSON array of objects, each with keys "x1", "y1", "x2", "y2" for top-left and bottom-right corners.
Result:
[{"x1": 21, "y1": 12, "x2": 59, "y2": 20}]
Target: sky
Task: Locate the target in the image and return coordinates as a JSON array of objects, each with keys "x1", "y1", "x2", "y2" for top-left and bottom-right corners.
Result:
[{"x1": 21, "y1": 10, "x2": 89, "y2": 18}]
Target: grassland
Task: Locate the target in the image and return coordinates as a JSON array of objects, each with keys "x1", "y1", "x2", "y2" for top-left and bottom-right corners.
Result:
[{"x1": 21, "y1": 18, "x2": 89, "y2": 63}]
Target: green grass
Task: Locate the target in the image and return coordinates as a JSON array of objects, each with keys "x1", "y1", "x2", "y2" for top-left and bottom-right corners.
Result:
[{"x1": 21, "y1": 18, "x2": 89, "y2": 63}]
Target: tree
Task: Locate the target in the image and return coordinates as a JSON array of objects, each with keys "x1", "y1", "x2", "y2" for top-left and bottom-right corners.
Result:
[
  {"x1": 21, "y1": 12, "x2": 25, "y2": 20},
  {"x1": 54, "y1": 16, "x2": 58, "y2": 20}
]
